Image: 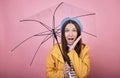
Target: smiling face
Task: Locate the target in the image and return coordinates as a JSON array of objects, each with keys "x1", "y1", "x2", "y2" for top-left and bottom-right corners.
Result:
[{"x1": 65, "y1": 23, "x2": 78, "y2": 45}]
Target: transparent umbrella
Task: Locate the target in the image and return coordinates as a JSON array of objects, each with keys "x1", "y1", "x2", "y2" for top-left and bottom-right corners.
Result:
[{"x1": 11, "y1": 2, "x2": 96, "y2": 66}]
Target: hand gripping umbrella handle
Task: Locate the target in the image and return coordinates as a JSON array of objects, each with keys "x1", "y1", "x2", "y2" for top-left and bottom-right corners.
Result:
[{"x1": 69, "y1": 35, "x2": 81, "y2": 51}]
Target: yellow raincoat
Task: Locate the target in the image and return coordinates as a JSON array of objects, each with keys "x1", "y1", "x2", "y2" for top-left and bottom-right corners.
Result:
[{"x1": 46, "y1": 44, "x2": 90, "y2": 78}]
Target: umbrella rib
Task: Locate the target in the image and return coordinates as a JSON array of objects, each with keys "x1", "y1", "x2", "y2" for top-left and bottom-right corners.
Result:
[
  {"x1": 52, "y1": 2, "x2": 63, "y2": 29},
  {"x1": 11, "y1": 35, "x2": 35, "y2": 52},
  {"x1": 74, "y1": 13, "x2": 96, "y2": 18},
  {"x1": 53, "y1": 2, "x2": 63, "y2": 16},
  {"x1": 33, "y1": 30, "x2": 52, "y2": 36},
  {"x1": 55, "y1": 27, "x2": 60, "y2": 32},
  {"x1": 30, "y1": 34, "x2": 53, "y2": 66},
  {"x1": 54, "y1": 25, "x2": 60, "y2": 31},
  {"x1": 73, "y1": 13, "x2": 97, "y2": 37},
  {"x1": 20, "y1": 19, "x2": 52, "y2": 31},
  {"x1": 35, "y1": 32, "x2": 52, "y2": 36},
  {"x1": 11, "y1": 31, "x2": 50, "y2": 52},
  {"x1": 56, "y1": 32, "x2": 61, "y2": 38},
  {"x1": 55, "y1": 13, "x2": 96, "y2": 30},
  {"x1": 82, "y1": 30, "x2": 97, "y2": 37}
]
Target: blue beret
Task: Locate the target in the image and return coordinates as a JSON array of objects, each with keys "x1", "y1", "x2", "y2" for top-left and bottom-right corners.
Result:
[{"x1": 60, "y1": 17, "x2": 83, "y2": 31}]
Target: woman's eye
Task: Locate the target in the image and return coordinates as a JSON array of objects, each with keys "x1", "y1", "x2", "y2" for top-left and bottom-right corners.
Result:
[
  {"x1": 65, "y1": 30, "x2": 69, "y2": 32},
  {"x1": 73, "y1": 29, "x2": 77, "y2": 32}
]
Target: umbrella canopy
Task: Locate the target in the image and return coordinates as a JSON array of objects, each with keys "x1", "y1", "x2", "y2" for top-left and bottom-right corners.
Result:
[{"x1": 11, "y1": 2, "x2": 96, "y2": 66}]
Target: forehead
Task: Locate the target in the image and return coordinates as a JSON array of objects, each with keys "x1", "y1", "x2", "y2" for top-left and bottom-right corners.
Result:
[{"x1": 65, "y1": 23, "x2": 76, "y2": 29}]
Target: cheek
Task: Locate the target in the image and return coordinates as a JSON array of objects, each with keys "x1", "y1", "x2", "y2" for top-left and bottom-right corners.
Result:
[
  {"x1": 65, "y1": 32, "x2": 68, "y2": 37},
  {"x1": 73, "y1": 32, "x2": 78, "y2": 38}
]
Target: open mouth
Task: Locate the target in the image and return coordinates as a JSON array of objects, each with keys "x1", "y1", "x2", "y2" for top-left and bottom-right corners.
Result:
[
  {"x1": 68, "y1": 38, "x2": 74, "y2": 40},
  {"x1": 67, "y1": 38, "x2": 75, "y2": 45}
]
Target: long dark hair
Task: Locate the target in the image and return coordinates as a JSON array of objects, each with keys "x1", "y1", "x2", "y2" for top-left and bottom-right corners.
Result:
[{"x1": 61, "y1": 20, "x2": 82, "y2": 58}]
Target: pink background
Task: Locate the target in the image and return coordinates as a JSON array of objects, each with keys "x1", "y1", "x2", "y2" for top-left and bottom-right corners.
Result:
[{"x1": 0, "y1": 0, "x2": 120, "y2": 78}]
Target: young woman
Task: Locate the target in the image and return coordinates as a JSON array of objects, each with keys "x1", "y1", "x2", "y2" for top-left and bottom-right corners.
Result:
[{"x1": 46, "y1": 17, "x2": 90, "y2": 78}]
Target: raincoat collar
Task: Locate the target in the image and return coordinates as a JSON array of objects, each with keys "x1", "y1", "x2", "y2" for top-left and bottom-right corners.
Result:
[{"x1": 51, "y1": 44, "x2": 64, "y2": 63}]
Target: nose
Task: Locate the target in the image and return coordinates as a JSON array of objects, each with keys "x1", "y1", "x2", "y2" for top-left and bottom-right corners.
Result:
[{"x1": 68, "y1": 31, "x2": 73, "y2": 36}]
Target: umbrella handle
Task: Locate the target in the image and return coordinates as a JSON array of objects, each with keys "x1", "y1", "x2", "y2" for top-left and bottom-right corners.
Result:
[{"x1": 69, "y1": 35, "x2": 81, "y2": 51}]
